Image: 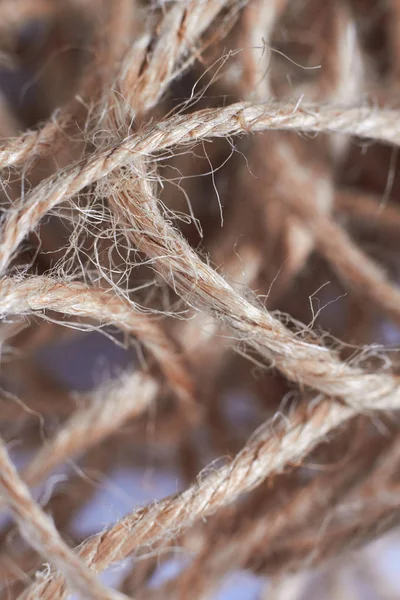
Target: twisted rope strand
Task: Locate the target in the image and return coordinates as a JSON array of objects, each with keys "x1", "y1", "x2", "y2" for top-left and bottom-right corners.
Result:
[
  {"x1": 1, "y1": 101, "x2": 400, "y2": 275},
  {"x1": 107, "y1": 183, "x2": 400, "y2": 411},
  {"x1": 0, "y1": 276, "x2": 193, "y2": 403},
  {"x1": 0, "y1": 437, "x2": 126, "y2": 600},
  {"x1": 20, "y1": 399, "x2": 353, "y2": 600},
  {"x1": 21, "y1": 372, "x2": 157, "y2": 489}
]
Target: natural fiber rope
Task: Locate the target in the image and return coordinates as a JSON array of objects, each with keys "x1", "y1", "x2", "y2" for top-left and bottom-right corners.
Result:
[{"x1": 1, "y1": 1, "x2": 400, "y2": 598}]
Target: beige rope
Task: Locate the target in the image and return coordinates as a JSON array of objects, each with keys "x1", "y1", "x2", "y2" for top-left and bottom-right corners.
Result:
[
  {"x1": 0, "y1": 2, "x2": 400, "y2": 598},
  {"x1": 21, "y1": 399, "x2": 354, "y2": 600},
  {"x1": 0, "y1": 437, "x2": 126, "y2": 600}
]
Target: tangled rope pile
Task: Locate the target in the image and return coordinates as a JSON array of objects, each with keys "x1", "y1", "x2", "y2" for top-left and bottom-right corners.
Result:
[{"x1": 1, "y1": 0, "x2": 400, "y2": 598}]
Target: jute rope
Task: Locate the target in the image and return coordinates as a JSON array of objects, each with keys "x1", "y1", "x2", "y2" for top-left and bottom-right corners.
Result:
[{"x1": 1, "y1": 1, "x2": 400, "y2": 598}]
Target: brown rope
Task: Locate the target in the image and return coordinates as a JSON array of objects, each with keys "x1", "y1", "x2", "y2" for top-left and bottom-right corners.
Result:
[{"x1": 0, "y1": 1, "x2": 400, "y2": 598}]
